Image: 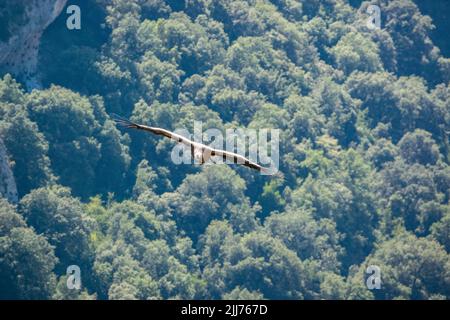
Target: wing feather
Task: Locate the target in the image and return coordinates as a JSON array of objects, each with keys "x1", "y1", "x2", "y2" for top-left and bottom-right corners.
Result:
[
  {"x1": 113, "y1": 114, "x2": 194, "y2": 147},
  {"x1": 211, "y1": 148, "x2": 267, "y2": 173}
]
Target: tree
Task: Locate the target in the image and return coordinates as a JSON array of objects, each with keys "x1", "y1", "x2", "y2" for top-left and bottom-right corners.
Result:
[
  {"x1": 265, "y1": 208, "x2": 343, "y2": 272},
  {"x1": 53, "y1": 275, "x2": 97, "y2": 300},
  {"x1": 108, "y1": 254, "x2": 160, "y2": 300},
  {"x1": 225, "y1": 36, "x2": 308, "y2": 104},
  {"x1": 223, "y1": 286, "x2": 265, "y2": 300},
  {"x1": 381, "y1": 0, "x2": 445, "y2": 82},
  {"x1": 165, "y1": 165, "x2": 258, "y2": 240},
  {"x1": 378, "y1": 159, "x2": 447, "y2": 235},
  {"x1": 19, "y1": 185, "x2": 94, "y2": 277},
  {"x1": 0, "y1": 198, "x2": 58, "y2": 299},
  {"x1": 0, "y1": 75, "x2": 53, "y2": 196},
  {"x1": 398, "y1": 129, "x2": 440, "y2": 166},
  {"x1": 311, "y1": 78, "x2": 359, "y2": 146},
  {"x1": 0, "y1": 108, "x2": 53, "y2": 197},
  {"x1": 351, "y1": 232, "x2": 450, "y2": 299},
  {"x1": 431, "y1": 208, "x2": 450, "y2": 252},
  {"x1": 26, "y1": 87, "x2": 130, "y2": 198},
  {"x1": 222, "y1": 231, "x2": 321, "y2": 299},
  {"x1": 330, "y1": 32, "x2": 382, "y2": 74},
  {"x1": 291, "y1": 147, "x2": 379, "y2": 269},
  {"x1": 26, "y1": 86, "x2": 102, "y2": 198}
]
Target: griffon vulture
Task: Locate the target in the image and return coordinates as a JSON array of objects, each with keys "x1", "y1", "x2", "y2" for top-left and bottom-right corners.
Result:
[{"x1": 113, "y1": 115, "x2": 278, "y2": 175}]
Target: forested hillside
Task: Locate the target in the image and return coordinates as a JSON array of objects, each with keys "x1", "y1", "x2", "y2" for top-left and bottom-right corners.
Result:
[{"x1": 0, "y1": 0, "x2": 449, "y2": 299}]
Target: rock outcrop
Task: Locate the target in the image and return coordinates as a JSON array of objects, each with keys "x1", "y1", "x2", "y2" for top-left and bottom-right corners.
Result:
[
  {"x1": 0, "y1": 138, "x2": 18, "y2": 203},
  {"x1": 0, "y1": 0, "x2": 67, "y2": 88}
]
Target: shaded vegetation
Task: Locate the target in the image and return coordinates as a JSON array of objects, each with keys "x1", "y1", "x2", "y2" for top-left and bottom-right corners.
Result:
[{"x1": 0, "y1": 0, "x2": 449, "y2": 299}]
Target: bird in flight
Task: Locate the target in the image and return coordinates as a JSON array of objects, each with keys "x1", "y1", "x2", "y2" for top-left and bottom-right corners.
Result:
[{"x1": 113, "y1": 115, "x2": 279, "y2": 176}]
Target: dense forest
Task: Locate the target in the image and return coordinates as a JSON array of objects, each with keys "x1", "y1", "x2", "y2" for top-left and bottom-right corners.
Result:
[{"x1": 0, "y1": 0, "x2": 449, "y2": 300}]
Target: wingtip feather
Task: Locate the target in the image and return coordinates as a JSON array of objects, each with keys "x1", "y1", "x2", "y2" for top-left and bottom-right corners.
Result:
[{"x1": 111, "y1": 114, "x2": 139, "y2": 129}]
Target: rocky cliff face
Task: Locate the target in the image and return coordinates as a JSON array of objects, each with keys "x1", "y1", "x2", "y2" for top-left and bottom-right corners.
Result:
[
  {"x1": 0, "y1": 0, "x2": 67, "y2": 88},
  {"x1": 0, "y1": 138, "x2": 18, "y2": 203}
]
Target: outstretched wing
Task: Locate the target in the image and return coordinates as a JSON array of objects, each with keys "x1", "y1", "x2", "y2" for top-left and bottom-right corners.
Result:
[
  {"x1": 113, "y1": 114, "x2": 282, "y2": 177},
  {"x1": 211, "y1": 148, "x2": 270, "y2": 174},
  {"x1": 112, "y1": 114, "x2": 195, "y2": 148}
]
